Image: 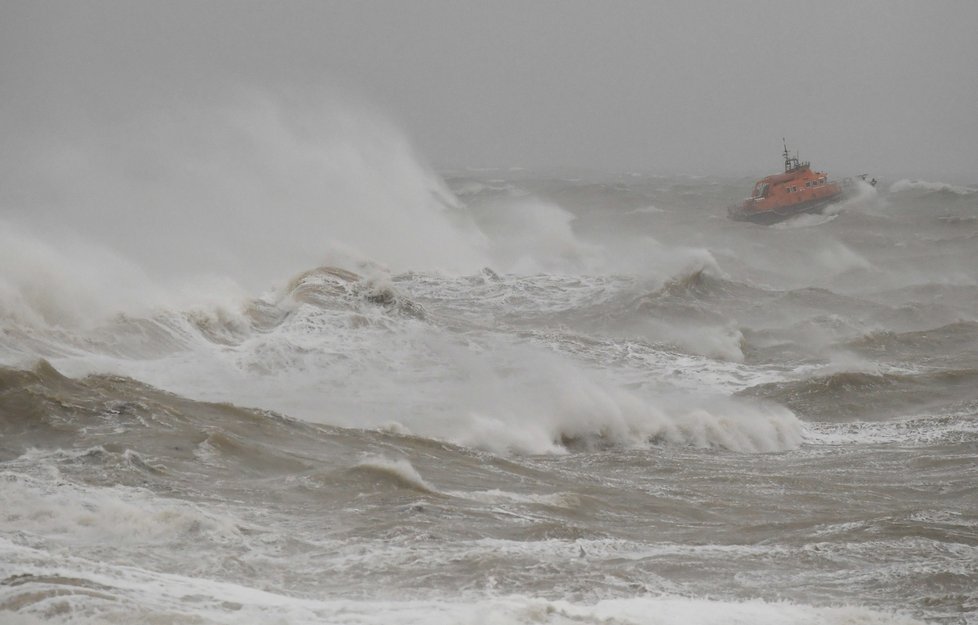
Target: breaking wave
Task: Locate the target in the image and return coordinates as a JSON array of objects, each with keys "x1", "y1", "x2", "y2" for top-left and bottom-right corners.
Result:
[
  {"x1": 349, "y1": 455, "x2": 438, "y2": 494},
  {"x1": 888, "y1": 178, "x2": 977, "y2": 195}
]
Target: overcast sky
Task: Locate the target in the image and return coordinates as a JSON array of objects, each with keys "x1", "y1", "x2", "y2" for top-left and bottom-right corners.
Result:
[{"x1": 3, "y1": 0, "x2": 977, "y2": 179}]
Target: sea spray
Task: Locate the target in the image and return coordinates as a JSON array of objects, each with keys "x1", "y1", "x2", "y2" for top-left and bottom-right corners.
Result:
[{"x1": 0, "y1": 94, "x2": 489, "y2": 291}]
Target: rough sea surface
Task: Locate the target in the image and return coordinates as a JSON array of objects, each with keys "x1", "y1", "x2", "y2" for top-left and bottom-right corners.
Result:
[{"x1": 2, "y1": 169, "x2": 977, "y2": 624}]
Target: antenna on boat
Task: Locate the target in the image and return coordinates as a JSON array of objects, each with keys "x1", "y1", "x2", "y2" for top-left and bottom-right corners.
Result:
[{"x1": 782, "y1": 138, "x2": 803, "y2": 172}]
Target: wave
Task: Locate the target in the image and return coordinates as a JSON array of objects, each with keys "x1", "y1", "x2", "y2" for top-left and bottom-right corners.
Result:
[
  {"x1": 774, "y1": 286, "x2": 880, "y2": 316},
  {"x1": 805, "y1": 413, "x2": 978, "y2": 447},
  {"x1": 0, "y1": 552, "x2": 928, "y2": 625},
  {"x1": 0, "y1": 360, "x2": 342, "y2": 475},
  {"x1": 744, "y1": 368, "x2": 978, "y2": 421},
  {"x1": 580, "y1": 268, "x2": 756, "y2": 362},
  {"x1": 0, "y1": 261, "x2": 427, "y2": 373},
  {"x1": 0, "y1": 468, "x2": 247, "y2": 550},
  {"x1": 348, "y1": 455, "x2": 439, "y2": 494},
  {"x1": 846, "y1": 321, "x2": 978, "y2": 360},
  {"x1": 641, "y1": 267, "x2": 763, "y2": 304},
  {"x1": 888, "y1": 178, "x2": 977, "y2": 195},
  {"x1": 0, "y1": 219, "x2": 172, "y2": 329},
  {"x1": 1, "y1": 355, "x2": 804, "y2": 461},
  {"x1": 431, "y1": 350, "x2": 803, "y2": 453},
  {"x1": 344, "y1": 455, "x2": 582, "y2": 506},
  {"x1": 824, "y1": 178, "x2": 882, "y2": 216},
  {"x1": 283, "y1": 266, "x2": 426, "y2": 320},
  {"x1": 623, "y1": 205, "x2": 665, "y2": 215},
  {"x1": 770, "y1": 213, "x2": 838, "y2": 229},
  {"x1": 868, "y1": 282, "x2": 978, "y2": 306}
]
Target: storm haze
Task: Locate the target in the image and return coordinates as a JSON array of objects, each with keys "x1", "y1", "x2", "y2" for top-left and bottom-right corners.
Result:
[
  {"x1": 3, "y1": 0, "x2": 977, "y2": 179},
  {"x1": 3, "y1": 3, "x2": 978, "y2": 624}
]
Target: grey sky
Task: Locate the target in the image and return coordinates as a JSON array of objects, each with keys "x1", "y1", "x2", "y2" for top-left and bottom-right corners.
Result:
[{"x1": 3, "y1": 0, "x2": 977, "y2": 179}]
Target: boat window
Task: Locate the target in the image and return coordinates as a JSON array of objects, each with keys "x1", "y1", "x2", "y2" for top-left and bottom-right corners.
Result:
[
  {"x1": 805, "y1": 181, "x2": 811, "y2": 188},
  {"x1": 753, "y1": 183, "x2": 770, "y2": 198}
]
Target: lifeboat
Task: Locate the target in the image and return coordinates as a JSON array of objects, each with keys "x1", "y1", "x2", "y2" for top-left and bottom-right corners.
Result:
[{"x1": 728, "y1": 141, "x2": 870, "y2": 225}]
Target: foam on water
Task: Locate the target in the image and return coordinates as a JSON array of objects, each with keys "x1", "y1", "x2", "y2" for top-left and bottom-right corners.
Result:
[
  {"x1": 0, "y1": 458, "x2": 249, "y2": 552},
  {"x1": 1, "y1": 260, "x2": 805, "y2": 456},
  {"x1": 0, "y1": 537, "x2": 927, "y2": 625},
  {"x1": 378, "y1": 342, "x2": 804, "y2": 455},
  {"x1": 0, "y1": 543, "x2": 920, "y2": 625},
  {"x1": 771, "y1": 213, "x2": 839, "y2": 229},
  {"x1": 804, "y1": 414, "x2": 978, "y2": 447},
  {"x1": 825, "y1": 179, "x2": 882, "y2": 215},
  {"x1": 3, "y1": 123, "x2": 977, "y2": 623}
]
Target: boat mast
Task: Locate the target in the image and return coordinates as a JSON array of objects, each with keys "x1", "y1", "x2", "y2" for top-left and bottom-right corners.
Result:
[{"x1": 782, "y1": 138, "x2": 806, "y2": 172}]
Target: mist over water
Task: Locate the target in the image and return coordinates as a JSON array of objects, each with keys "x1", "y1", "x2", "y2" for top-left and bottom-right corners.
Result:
[{"x1": 2, "y1": 96, "x2": 978, "y2": 624}]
